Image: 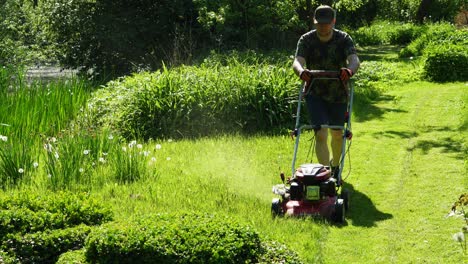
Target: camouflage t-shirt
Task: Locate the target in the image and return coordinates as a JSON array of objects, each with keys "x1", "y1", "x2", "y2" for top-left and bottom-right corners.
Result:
[{"x1": 295, "y1": 29, "x2": 357, "y2": 103}]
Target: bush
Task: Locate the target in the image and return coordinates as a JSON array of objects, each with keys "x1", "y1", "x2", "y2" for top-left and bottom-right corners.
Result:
[
  {"x1": 0, "y1": 250, "x2": 19, "y2": 264},
  {"x1": 399, "y1": 23, "x2": 466, "y2": 58},
  {"x1": 56, "y1": 249, "x2": 87, "y2": 264},
  {"x1": 2, "y1": 225, "x2": 92, "y2": 264},
  {"x1": 352, "y1": 21, "x2": 425, "y2": 47},
  {"x1": 0, "y1": 191, "x2": 113, "y2": 237},
  {"x1": 423, "y1": 44, "x2": 468, "y2": 82},
  {"x1": 81, "y1": 53, "x2": 300, "y2": 139},
  {"x1": 84, "y1": 213, "x2": 302, "y2": 264},
  {"x1": 0, "y1": 191, "x2": 112, "y2": 263}
]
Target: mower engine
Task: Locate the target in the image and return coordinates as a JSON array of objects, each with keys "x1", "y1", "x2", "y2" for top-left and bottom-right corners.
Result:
[{"x1": 272, "y1": 163, "x2": 345, "y2": 222}]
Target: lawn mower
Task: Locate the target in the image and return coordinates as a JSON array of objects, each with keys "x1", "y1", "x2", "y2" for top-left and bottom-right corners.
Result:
[{"x1": 271, "y1": 71, "x2": 353, "y2": 223}]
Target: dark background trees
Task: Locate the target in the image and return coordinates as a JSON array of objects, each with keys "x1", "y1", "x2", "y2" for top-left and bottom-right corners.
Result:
[{"x1": 0, "y1": 0, "x2": 466, "y2": 78}]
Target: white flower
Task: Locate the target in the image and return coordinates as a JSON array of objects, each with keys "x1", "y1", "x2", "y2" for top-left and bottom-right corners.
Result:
[
  {"x1": 0, "y1": 135, "x2": 7, "y2": 142},
  {"x1": 47, "y1": 174, "x2": 52, "y2": 178},
  {"x1": 54, "y1": 152, "x2": 59, "y2": 159},
  {"x1": 166, "y1": 157, "x2": 171, "y2": 161},
  {"x1": 137, "y1": 144, "x2": 143, "y2": 149},
  {"x1": 33, "y1": 162, "x2": 39, "y2": 168},
  {"x1": 129, "y1": 140, "x2": 137, "y2": 148},
  {"x1": 102, "y1": 152, "x2": 108, "y2": 156},
  {"x1": 167, "y1": 139, "x2": 173, "y2": 143},
  {"x1": 79, "y1": 168, "x2": 84, "y2": 173},
  {"x1": 151, "y1": 157, "x2": 157, "y2": 162},
  {"x1": 122, "y1": 146, "x2": 127, "y2": 152},
  {"x1": 108, "y1": 135, "x2": 114, "y2": 140},
  {"x1": 50, "y1": 137, "x2": 57, "y2": 143},
  {"x1": 453, "y1": 232, "x2": 465, "y2": 242},
  {"x1": 83, "y1": 149, "x2": 90, "y2": 155},
  {"x1": 18, "y1": 168, "x2": 24, "y2": 174},
  {"x1": 155, "y1": 144, "x2": 162, "y2": 150},
  {"x1": 44, "y1": 143, "x2": 53, "y2": 152},
  {"x1": 99, "y1": 157, "x2": 106, "y2": 163},
  {"x1": 143, "y1": 151, "x2": 150, "y2": 157}
]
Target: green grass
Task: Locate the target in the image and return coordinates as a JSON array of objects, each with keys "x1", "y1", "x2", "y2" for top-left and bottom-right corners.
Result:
[{"x1": 0, "y1": 47, "x2": 466, "y2": 263}]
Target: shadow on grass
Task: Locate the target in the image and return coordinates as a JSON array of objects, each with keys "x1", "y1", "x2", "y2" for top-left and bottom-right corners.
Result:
[
  {"x1": 409, "y1": 137, "x2": 465, "y2": 158},
  {"x1": 372, "y1": 130, "x2": 418, "y2": 139},
  {"x1": 357, "y1": 45, "x2": 402, "y2": 62},
  {"x1": 343, "y1": 182, "x2": 393, "y2": 227},
  {"x1": 353, "y1": 94, "x2": 407, "y2": 122}
]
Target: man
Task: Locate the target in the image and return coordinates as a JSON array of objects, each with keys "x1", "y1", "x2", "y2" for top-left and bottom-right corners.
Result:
[{"x1": 292, "y1": 5, "x2": 360, "y2": 174}]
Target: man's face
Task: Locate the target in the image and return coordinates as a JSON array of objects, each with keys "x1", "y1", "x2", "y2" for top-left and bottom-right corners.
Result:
[{"x1": 315, "y1": 22, "x2": 334, "y2": 38}]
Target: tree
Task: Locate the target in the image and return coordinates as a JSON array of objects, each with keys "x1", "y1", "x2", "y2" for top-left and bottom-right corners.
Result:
[{"x1": 416, "y1": 0, "x2": 431, "y2": 23}]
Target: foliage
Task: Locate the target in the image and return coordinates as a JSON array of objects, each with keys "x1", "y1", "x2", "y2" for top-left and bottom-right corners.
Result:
[
  {"x1": 399, "y1": 22, "x2": 467, "y2": 57},
  {"x1": 351, "y1": 21, "x2": 425, "y2": 46},
  {"x1": 80, "y1": 51, "x2": 301, "y2": 139},
  {"x1": 41, "y1": 0, "x2": 201, "y2": 78},
  {"x1": 56, "y1": 249, "x2": 87, "y2": 264},
  {"x1": 2, "y1": 0, "x2": 467, "y2": 76},
  {"x1": 447, "y1": 193, "x2": 468, "y2": 253},
  {"x1": 2, "y1": 225, "x2": 92, "y2": 264},
  {"x1": 0, "y1": 191, "x2": 112, "y2": 263},
  {"x1": 0, "y1": 0, "x2": 57, "y2": 66},
  {"x1": 0, "y1": 191, "x2": 113, "y2": 236},
  {"x1": 85, "y1": 212, "x2": 301, "y2": 264},
  {"x1": 422, "y1": 43, "x2": 468, "y2": 82}
]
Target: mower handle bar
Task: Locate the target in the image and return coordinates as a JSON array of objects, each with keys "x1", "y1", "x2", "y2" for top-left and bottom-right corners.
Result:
[
  {"x1": 300, "y1": 124, "x2": 345, "y2": 131},
  {"x1": 306, "y1": 70, "x2": 340, "y2": 79}
]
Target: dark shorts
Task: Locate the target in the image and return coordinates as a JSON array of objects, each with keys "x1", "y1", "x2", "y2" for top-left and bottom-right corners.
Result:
[{"x1": 305, "y1": 94, "x2": 347, "y2": 128}]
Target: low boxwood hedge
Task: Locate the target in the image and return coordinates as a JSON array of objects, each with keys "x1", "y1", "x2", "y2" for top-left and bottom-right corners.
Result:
[
  {"x1": 2, "y1": 224, "x2": 92, "y2": 264},
  {"x1": 84, "y1": 213, "x2": 302, "y2": 264},
  {"x1": 0, "y1": 191, "x2": 113, "y2": 237},
  {"x1": 423, "y1": 44, "x2": 468, "y2": 82}
]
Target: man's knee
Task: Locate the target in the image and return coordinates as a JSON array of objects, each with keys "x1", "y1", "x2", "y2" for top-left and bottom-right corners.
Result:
[
  {"x1": 315, "y1": 128, "x2": 328, "y2": 142},
  {"x1": 330, "y1": 129, "x2": 343, "y2": 140}
]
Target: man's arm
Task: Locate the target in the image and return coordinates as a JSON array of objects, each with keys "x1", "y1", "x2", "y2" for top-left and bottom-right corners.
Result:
[
  {"x1": 347, "y1": 54, "x2": 360, "y2": 75},
  {"x1": 292, "y1": 56, "x2": 307, "y2": 77}
]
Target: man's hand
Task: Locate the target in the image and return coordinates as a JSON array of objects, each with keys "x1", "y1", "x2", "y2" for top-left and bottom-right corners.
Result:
[
  {"x1": 300, "y1": 69, "x2": 312, "y2": 82},
  {"x1": 340, "y1": 68, "x2": 353, "y2": 82}
]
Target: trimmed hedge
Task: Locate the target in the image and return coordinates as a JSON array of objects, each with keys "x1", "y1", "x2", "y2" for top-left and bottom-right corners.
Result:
[
  {"x1": 0, "y1": 191, "x2": 112, "y2": 263},
  {"x1": 0, "y1": 191, "x2": 113, "y2": 237},
  {"x1": 56, "y1": 249, "x2": 87, "y2": 264},
  {"x1": 84, "y1": 213, "x2": 303, "y2": 264},
  {"x1": 2, "y1": 225, "x2": 92, "y2": 264},
  {"x1": 423, "y1": 44, "x2": 468, "y2": 82}
]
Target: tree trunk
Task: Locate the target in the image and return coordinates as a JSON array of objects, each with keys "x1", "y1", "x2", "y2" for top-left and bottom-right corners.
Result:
[{"x1": 416, "y1": 0, "x2": 432, "y2": 23}]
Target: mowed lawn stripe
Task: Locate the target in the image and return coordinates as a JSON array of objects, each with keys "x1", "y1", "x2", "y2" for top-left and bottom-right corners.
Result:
[{"x1": 323, "y1": 82, "x2": 466, "y2": 264}]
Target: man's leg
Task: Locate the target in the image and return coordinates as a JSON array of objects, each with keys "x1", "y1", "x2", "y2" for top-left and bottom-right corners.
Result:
[
  {"x1": 315, "y1": 128, "x2": 330, "y2": 165},
  {"x1": 330, "y1": 129, "x2": 343, "y2": 167}
]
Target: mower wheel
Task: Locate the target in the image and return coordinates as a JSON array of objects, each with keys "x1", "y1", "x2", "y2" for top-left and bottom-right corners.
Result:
[
  {"x1": 340, "y1": 189, "x2": 350, "y2": 211},
  {"x1": 332, "y1": 199, "x2": 345, "y2": 223},
  {"x1": 271, "y1": 198, "x2": 283, "y2": 218}
]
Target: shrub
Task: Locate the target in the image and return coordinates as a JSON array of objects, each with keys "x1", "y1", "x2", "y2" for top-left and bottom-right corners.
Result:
[
  {"x1": 81, "y1": 54, "x2": 300, "y2": 139},
  {"x1": 0, "y1": 191, "x2": 113, "y2": 236},
  {"x1": 56, "y1": 249, "x2": 87, "y2": 264},
  {"x1": 0, "y1": 250, "x2": 19, "y2": 264},
  {"x1": 2, "y1": 224, "x2": 92, "y2": 264},
  {"x1": 84, "y1": 213, "x2": 302, "y2": 263},
  {"x1": 399, "y1": 23, "x2": 466, "y2": 58},
  {"x1": 351, "y1": 21, "x2": 425, "y2": 47},
  {"x1": 387, "y1": 23, "x2": 425, "y2": 45},
  {"x1": 423, "y1": 44, "x2": 468, "y2": 82}
]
